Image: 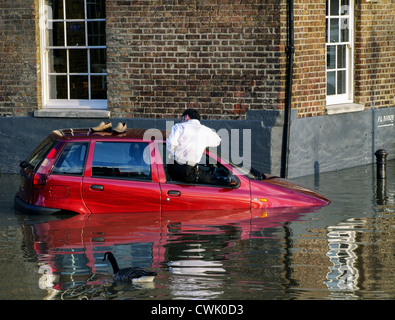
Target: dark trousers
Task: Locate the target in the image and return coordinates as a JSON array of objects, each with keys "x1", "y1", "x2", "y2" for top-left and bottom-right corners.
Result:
[{"x1": 168, "y1": 161, "x2": 214, "y2": 184}]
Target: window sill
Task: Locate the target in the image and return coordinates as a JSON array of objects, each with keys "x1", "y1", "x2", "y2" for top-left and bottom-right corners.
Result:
[
  {"x1": 34, "y1": 109, "x2": 110, "y2": 118},
  {"x1": 326, "y1": 103, "x2": 364, "y2": 115}
]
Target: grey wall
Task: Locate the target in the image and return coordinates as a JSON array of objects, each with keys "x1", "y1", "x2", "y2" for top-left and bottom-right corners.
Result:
[
  {"x1": 0, "y1": 116, "x2": 271, "y2": 175},
  {"x1": 0, "y1": 106, "x2": 394, "y2": 178},
  {"x1": 288, "y1": 107, "x2": 395, "y2": 178}
]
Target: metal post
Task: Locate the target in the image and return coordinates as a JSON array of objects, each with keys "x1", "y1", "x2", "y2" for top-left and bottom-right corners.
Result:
[
  {"x1": 375, "y1": 149, "x2": 388, "y2": 179},
  {"x1": 375, "y1": 149, "x2": 388, "y2": 205}
]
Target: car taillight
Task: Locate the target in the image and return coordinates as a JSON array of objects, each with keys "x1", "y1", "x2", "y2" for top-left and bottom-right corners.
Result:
[
  {"x1": 32, "y1": 145, "x2": 62, "y2": 190},
  {"x1": 47, "y1": 147, "x2": 57, "y2": 159},
  {"x1": 33, "y1": 173, "x2": 48, "y2": 190}
]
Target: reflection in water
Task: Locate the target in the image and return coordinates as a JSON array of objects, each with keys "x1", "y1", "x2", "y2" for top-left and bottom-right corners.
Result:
[
  {"x1": 1, "y1": 161, "x2": 394, "y2": 299},
  {"x1": 290, "y1": 161, "x2": 395, "y2": 299},
  {"x1": 169, "y1": 258, "x2": 226, "y2": 300},
  {"x1": 169, "y1": 275, "x2": 224, "y2": 300},
  {"x1": 24, "y1": 211, "x2": 163, "y2": 299},
  {"x1": 325, "y1": 219, "x2": 363, "y2": 293},
  {"x1": 169, "y1": 259, "x2": 226, "y2": 276},
  {"x1": 21, "y1": 206, "x2": 316, "y2": 300},
  {"x1": 38, "y1": 264, "x2": 60, "y2": 300},
  {"x1": 167, "y1": 235, "x2": 227, "y2": 300}
]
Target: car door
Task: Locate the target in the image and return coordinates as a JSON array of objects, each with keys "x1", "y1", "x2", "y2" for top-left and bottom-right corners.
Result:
[
  {"x1": 46, "y1": 141, "x2": 91, "y2": 214},
  {"x1": 160, "y1": 181, "x2": 251, "y2": 211},
  {"x1": 154, "y1": 141, "x2": 251, "y2": 212},
  {"x1": 82, "y1": 140, "x2": 161, "y2": 214}
]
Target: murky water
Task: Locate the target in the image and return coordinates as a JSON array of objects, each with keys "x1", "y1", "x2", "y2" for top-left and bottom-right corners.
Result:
[{"x1": 0, "y1": 161, "x2": 394, "y2": 300}]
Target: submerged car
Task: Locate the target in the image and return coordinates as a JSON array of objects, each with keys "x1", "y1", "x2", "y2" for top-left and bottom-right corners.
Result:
[{"x1": 15, "y1": 128, "x2": 330, "y2": 215}]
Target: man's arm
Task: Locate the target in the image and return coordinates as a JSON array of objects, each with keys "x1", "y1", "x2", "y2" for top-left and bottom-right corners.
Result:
[
  {"x1": 166, "y1": 124, "x2": 181, "y2": 153},
  {"x1": 207, "y1": 128, "x2": 221, "y2": 147}
]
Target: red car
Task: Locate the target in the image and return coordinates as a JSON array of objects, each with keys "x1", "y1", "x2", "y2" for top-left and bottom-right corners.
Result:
[{"x1": 14, "y1": 128, "x2": 330, "y2": 215}]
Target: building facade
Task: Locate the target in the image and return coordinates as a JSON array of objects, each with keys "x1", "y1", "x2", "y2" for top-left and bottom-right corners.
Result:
[{"x1": 0, "y1": 0, "x2": 394, "y2": 177}]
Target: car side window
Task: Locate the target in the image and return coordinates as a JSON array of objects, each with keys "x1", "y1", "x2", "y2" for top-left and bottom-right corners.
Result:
[
  {"x1": 52, "y1": 142, "x2": 88, "y2": 176},
  {"x1": 158, "y1": 142, "x2": 230, "y2": 186},
  {"x1": 92, "y1": 142, "x2": 151, "y2": 181}
]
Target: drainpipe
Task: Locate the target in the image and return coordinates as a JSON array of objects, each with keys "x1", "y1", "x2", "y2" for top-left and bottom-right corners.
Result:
[{"x1": 280, "y1": 0, "x2": 294, "y2": 179}]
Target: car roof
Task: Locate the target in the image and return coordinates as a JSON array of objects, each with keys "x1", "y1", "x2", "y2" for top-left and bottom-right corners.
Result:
[{"x1": 51, "y1": 128, "x2": 168, "y2": 142}]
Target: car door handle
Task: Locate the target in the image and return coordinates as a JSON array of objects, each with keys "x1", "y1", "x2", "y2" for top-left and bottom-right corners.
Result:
[
  {"x1": 90, "y1": 184, "x2": 104, "y2": 191},
  {"x1": 167, "y1": 190, "x2": 181, "y2": 197}
]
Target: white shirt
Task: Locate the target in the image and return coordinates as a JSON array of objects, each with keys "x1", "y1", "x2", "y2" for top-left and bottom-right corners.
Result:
[{"x1": 167, "y1": 119, "x2": 221, "y2": 164}]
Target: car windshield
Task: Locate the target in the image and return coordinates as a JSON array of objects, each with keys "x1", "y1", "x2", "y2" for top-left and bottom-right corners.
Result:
[
  {"x1": 158, "y1": 142, "x2": 265, "y2": 180},
  {"x1": 23, "y1": 136, "x2": 57, "y2": 171},
  {"x1": 214, "y1": 152, "x2": 265, "y2": 180}
]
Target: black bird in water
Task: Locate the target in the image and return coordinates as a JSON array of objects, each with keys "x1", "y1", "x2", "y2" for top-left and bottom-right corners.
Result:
[{"x1": 103, "y1": 252, "x2": 157, "y2": 283}]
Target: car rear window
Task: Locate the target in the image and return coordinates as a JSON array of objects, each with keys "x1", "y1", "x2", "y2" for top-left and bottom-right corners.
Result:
[
  {"x1": 52, "y1": 142, "x2": 89, "y2": 176},
  {"x1": 92, "y1": 142, "x2": 151, "y2": 181},
  {"x1": 25, "y1": 136, "x2": 58, "y2": 171}
]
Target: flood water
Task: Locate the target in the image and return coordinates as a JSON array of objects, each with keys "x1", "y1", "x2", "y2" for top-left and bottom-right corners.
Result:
[{"x1": 0, "y1": 161, "x2": 394, "y2": 301}]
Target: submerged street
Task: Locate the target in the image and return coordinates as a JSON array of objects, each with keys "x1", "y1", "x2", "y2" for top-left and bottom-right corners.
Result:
[{"x1": 0, "y1": 161, "x2": 394, "y2": 300}]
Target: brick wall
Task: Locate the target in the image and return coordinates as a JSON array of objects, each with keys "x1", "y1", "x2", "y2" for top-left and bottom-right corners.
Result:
[
  {"x1": 106, "y1": 0, "x2": 285, "y2": 120},
  {"x1": 1, "y1": 0, "x2": 393, "y2": 120},
  {"x1": 0, "y1": 0, "x2": 39, "y2": 117},
  {"x1": 292, "y1": 0, "x2": 395, "y2": 118},
  {"x1": 292, "y1": 0, "x2": 327, "y2": 118},
  {"x1": 355, "y1": 0, "x2": 395, "y2": 109}
]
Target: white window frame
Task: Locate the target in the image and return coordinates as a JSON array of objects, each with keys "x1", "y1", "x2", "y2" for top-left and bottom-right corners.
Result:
[
  {"x1": 39, "y1": 0, "x2": 107, "y2": 110},
  {"x1": 326, "y1": 0, "x2": 354, "y2": 106}
]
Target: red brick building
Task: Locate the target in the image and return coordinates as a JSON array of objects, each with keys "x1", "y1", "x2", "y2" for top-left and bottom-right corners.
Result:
[{"x1": 0, "y1": 0, "x2": 394, "y2": 177}]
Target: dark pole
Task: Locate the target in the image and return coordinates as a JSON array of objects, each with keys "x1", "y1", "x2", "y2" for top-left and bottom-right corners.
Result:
[
  {"x1": 280, "y1": 0, "x2": 294, "y2": 179},
  {"x1": 375, "y1": 149, "x2": 388, "y2": 180},
  {"x1": 375, "y1": 149, "x2": 388, "y2": 205}
]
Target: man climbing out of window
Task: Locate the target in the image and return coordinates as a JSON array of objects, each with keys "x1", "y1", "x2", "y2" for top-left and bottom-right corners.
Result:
[{"x1": 167, "y1": 108, "x2": 237, "y2": 186}]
